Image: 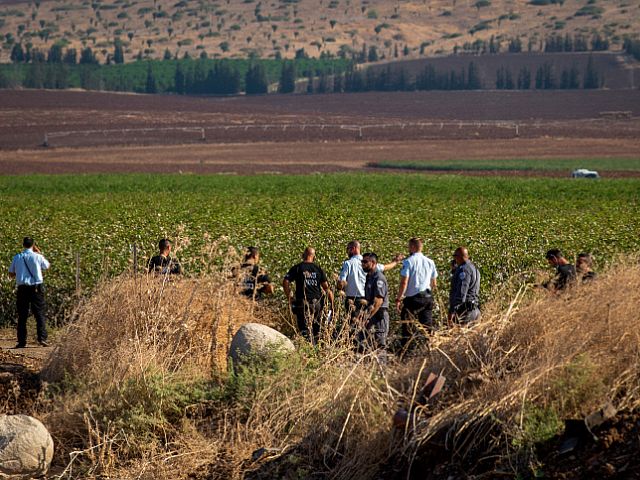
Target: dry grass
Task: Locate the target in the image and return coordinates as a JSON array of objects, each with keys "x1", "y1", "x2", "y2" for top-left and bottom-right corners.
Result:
[{"x1": 32, "y1": 256, "x2": 640, "y2": 479}]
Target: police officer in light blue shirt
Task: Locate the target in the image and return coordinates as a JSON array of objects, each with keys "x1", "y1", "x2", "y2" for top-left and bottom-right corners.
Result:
[
  {"x1": 8, "y1": 237, "x2": 50, "y2": 348},
  {"x1": 337, "y1": 240, "x2": 402, "y2": 321},
  {"x1": 395, "y1": 237, "x2": 438, "y2": 349}
]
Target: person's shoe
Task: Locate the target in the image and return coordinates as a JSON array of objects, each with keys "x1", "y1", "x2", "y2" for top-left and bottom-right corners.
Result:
[
  {"x1": 38, "y1": 340, "x2": 49, "y2": 347},
  {"x1": 13, "y1": 343, "x2": 26, "y2": 349}
]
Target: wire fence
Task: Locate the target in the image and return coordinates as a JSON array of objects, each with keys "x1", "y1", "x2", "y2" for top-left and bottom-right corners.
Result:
[{"x1": 42, "y1": 118, "x2": 640, "y2": 147}]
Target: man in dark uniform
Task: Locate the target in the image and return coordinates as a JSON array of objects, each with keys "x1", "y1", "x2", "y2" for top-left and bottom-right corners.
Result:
[
  {"x1": 359, "y1": 253, "x2": 390, "y2": 353},
  {"x1": 337, "y1": 240, "x2": 402, "y2": 324},
  {"x1": 448, "y1": 247, "x2": 481, "y2": 325},
  {"x1": 148, "y1": 238, "x2": 183, "y2": 275},
  {"x1": 8, "y1": 237, "x2": 50, "y2": 348},
  {"x1": 543, "y1": 249, "x2": 576, "y2": 291},
  {"x1": 283, "y1": 247, "x2": 334, "y2": 343},
  {"x1": 235, "y1": 246, "x2": 274, "y2": 299}
]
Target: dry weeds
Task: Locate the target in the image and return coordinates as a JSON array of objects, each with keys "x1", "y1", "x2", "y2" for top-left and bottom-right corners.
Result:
[{"x1": 32, "y1": 254, "x2": 640, "y2": 479}]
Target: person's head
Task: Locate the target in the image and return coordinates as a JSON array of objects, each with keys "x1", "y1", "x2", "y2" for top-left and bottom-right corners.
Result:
[
  {"x1": 361, "y1": 252, "x2": 378, "y2": 273},
  {"x1": 346, "y1": 240, "x2": 361, "y2": 258},
  {"x1": 23, "y1": 237, "x2": 34, "y2": 249},
  {"x1": 244, "y1": 246, "x2": 260, "y2": 263},
  {"x1": 302, "y1": 247, "x2": 315, "y2": 262},
  {"x1": 408, "y1": 237, "x2": 423, "y2": 254},
  {"x1": 576, "y1": 252, "x2": 593, "y2": 273},
  {"x1": 545, "y1": 248, "x2": 564, "y2": 266},
  {"x1": 453, "y1": 246, "x2": 469, "y2": 266},
  {"x1": 158, "y1": 238, "x2": 171, "y2": 255}
]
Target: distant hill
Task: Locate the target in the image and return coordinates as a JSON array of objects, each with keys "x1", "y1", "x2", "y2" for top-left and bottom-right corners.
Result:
[{"x1": 0, "y1": 0, "x2": 638, "y2": 63}]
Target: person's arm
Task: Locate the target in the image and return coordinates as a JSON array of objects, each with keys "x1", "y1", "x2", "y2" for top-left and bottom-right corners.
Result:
[
  {"x1": 368, "y1": 296, "x2": 383, "y2": 318},
  {"x1": 321, "y1": 281, "x2": 334, "y2": 312},
  {"x1": 337, "y1": 261, "x2": 349, "y2": 291},
  {"x1": 381, "y1": 254, "x2": 404, "y2": 271},
  {"x1": 396, "y1": 275, "x2": 409, "y2": 312},
  {"x1": 8, "y1": 258, "x2": 16, "y2": 279}
]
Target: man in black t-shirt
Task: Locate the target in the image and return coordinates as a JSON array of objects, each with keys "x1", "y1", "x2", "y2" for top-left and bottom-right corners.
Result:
[
  {"x1": 543, "y1": 248, "x2": 576, "y2": 292},
  {"x1": 283, "y1": 247, "x2": 334, "y2": 343},
  {"x1": 148, "y1": 238, "x2": 183, "y2": 275}
]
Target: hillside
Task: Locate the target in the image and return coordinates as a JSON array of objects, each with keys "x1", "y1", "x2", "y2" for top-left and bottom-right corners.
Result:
[{"x1": 0, "y1": 0, "x2": 638, "y2": 63}]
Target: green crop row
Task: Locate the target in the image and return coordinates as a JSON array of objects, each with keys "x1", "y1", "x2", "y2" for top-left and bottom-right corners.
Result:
[
  {"x1": 370, "y1": 158, "x2": 640, "y2": 172},
  {"x1": 0, "y1": 173, "x2": 638, "y2": 326}
]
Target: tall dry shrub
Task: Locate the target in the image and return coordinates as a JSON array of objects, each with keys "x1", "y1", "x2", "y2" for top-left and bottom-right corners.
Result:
[
  {"x1": 394, "y1": 259, "x2": 640, "y2": 469},
  {"x1": 38, "y1": 244, "x2": 268, "y2": 474}
]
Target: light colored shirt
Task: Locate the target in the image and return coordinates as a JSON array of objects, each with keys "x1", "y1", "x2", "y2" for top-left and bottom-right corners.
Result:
[
  {"x1": 339, "y1": 254, "x2": 384, "y2": 297},
  {"x1": 9, "y1": 248, "x2": 50, "y2": 286},
  {"x1": 400, "y1": 252, "x2": 438, "y2": 297}
]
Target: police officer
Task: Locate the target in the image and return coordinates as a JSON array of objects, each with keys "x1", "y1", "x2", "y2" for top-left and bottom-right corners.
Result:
[
  {"x1": 337, "y1": 240, "x2": 402, "y2": 321},
  {"x1": 283, "y1": 247, "x2": 334, "y2": 343},
  {"x1": 148, "y1": 238, "x2": 183, "y2": 275},
  {"x1": 448, "y1": 247, "x2": 481, "y2": 325},
  {"x1": 8, "y1": 237, "x2": 50, "y2": 348},
  {"x1": 395, "y1": 237, "x2": 438, "y2": 347},
  {"x1": 543, "y1": 248, "x2": 576, "y2": 291},
  {"x1": 359, "y1": 253, "x2": 390, "y2": 354},
  {"x1": 235, "y1": 246, "x2": 274, "y2": 299}
]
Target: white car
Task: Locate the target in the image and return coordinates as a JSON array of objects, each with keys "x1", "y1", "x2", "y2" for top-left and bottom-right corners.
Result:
[{"x1": 571, "y1": 169, "x2": 600, "y2": 179}]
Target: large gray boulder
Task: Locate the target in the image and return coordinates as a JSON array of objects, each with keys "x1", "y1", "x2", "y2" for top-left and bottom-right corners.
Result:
[
  {"x1": 0, "y1": 415, "x2": 53, "y2": 479},
  {"x1": 229, "y1": 323, "x2": 295, "y2": 368}
]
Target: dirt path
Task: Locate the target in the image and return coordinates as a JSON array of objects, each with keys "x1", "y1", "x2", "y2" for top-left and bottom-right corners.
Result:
[{"x1": 0, "y1": 330, "x2": 53, "y2": 363}]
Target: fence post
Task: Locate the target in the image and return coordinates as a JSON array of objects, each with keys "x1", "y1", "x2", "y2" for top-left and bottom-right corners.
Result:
[
  {"x1": 75, "y1": 252, "x2": 81, "y2": 295},
  {"x1": 133, "y1": 243, "x2": 138, "y2": 275}
]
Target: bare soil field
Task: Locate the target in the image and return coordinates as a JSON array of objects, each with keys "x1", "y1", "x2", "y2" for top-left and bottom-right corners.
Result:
[
  {"x1": 1, "y1": 89, "x2": 640, "y2": 150},
  {"x1": 1, "y1": 89, "x2": 639, "y2": 176},
  {"x1": 2, "y1": 138, "x2": 640, "y2": 177}
]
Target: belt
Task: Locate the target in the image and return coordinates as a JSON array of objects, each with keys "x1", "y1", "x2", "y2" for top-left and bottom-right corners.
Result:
[
  {"x1": 17, "y1": 283, "x2": 41, "y2": 288},
  {"x1": 408, "y1": 289, "x2": 431, "y2": 298}
]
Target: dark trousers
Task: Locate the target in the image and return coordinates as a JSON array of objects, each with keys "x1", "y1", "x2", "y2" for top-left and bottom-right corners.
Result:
[
  {"x1": 400, "y1": 293, "x2": 433, "y2": 347},
  {"x1": 357, "y1": 309, "x2": 389, "y2": 351},
  {"x1": 294, "y1": 299, "x2": 325, "y2": 344},
  {"x1": 16, "y1": 284, "x2": 47, "y2": 346}
]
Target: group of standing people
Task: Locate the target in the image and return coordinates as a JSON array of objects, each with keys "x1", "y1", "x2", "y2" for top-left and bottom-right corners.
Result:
[
  {"x1": 6, "y1": 235, "x2": 595, "y2": 351},
  {"x1": 278, "y1": 237, "x2": 481, "y2": 353}
]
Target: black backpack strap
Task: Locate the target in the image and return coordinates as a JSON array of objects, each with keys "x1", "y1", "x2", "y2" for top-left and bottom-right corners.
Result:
[{"x1": 22, "y1": 255, "x2": 36, "y2": 282}]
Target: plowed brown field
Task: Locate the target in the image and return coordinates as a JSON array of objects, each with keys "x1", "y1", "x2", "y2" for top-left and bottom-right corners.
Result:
[{"x1": 1, "y1": 89, "x2": 639, "y2": 176}]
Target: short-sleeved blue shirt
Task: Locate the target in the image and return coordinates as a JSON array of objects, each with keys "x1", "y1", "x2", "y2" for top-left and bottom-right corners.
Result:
[
  {"x1": 338, "y1": 255, "x2": 384, "y2": 297},
  {"x1": 9, "y1": 249, "x2": 50, "y2": 286},
  {"x1": 400, "y1": 252, "x2": 437, "y2": 297}
]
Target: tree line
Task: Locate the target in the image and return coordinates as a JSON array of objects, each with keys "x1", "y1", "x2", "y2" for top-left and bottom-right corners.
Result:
[
  {"x1": 456, "y1": 33, "x2": 611, "y2": 55},
  {"x1": 495, "y1": 57, "x2": 602, "y2": 90}
]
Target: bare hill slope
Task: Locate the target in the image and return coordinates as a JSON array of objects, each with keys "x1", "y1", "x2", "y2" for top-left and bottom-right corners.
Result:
[{"x1": 0, "y1": 0, "x2": 638, "y2": 62}]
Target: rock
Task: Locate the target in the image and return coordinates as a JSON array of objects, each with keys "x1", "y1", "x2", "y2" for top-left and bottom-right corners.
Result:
[
  {"x1": 0, "y1": 414, "x2": 53, "y2": 479},
  {"x1": 229, "y1": 323, "x2": 295, "y2": 369}
]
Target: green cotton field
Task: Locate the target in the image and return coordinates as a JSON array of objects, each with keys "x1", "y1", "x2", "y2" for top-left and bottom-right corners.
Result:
[
  {"x1": 370, "y1": 157, "x2": 640, "y2": 172},
  {"x1": 1, "y1": 173, "x2": 639, "y2": 326}
]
